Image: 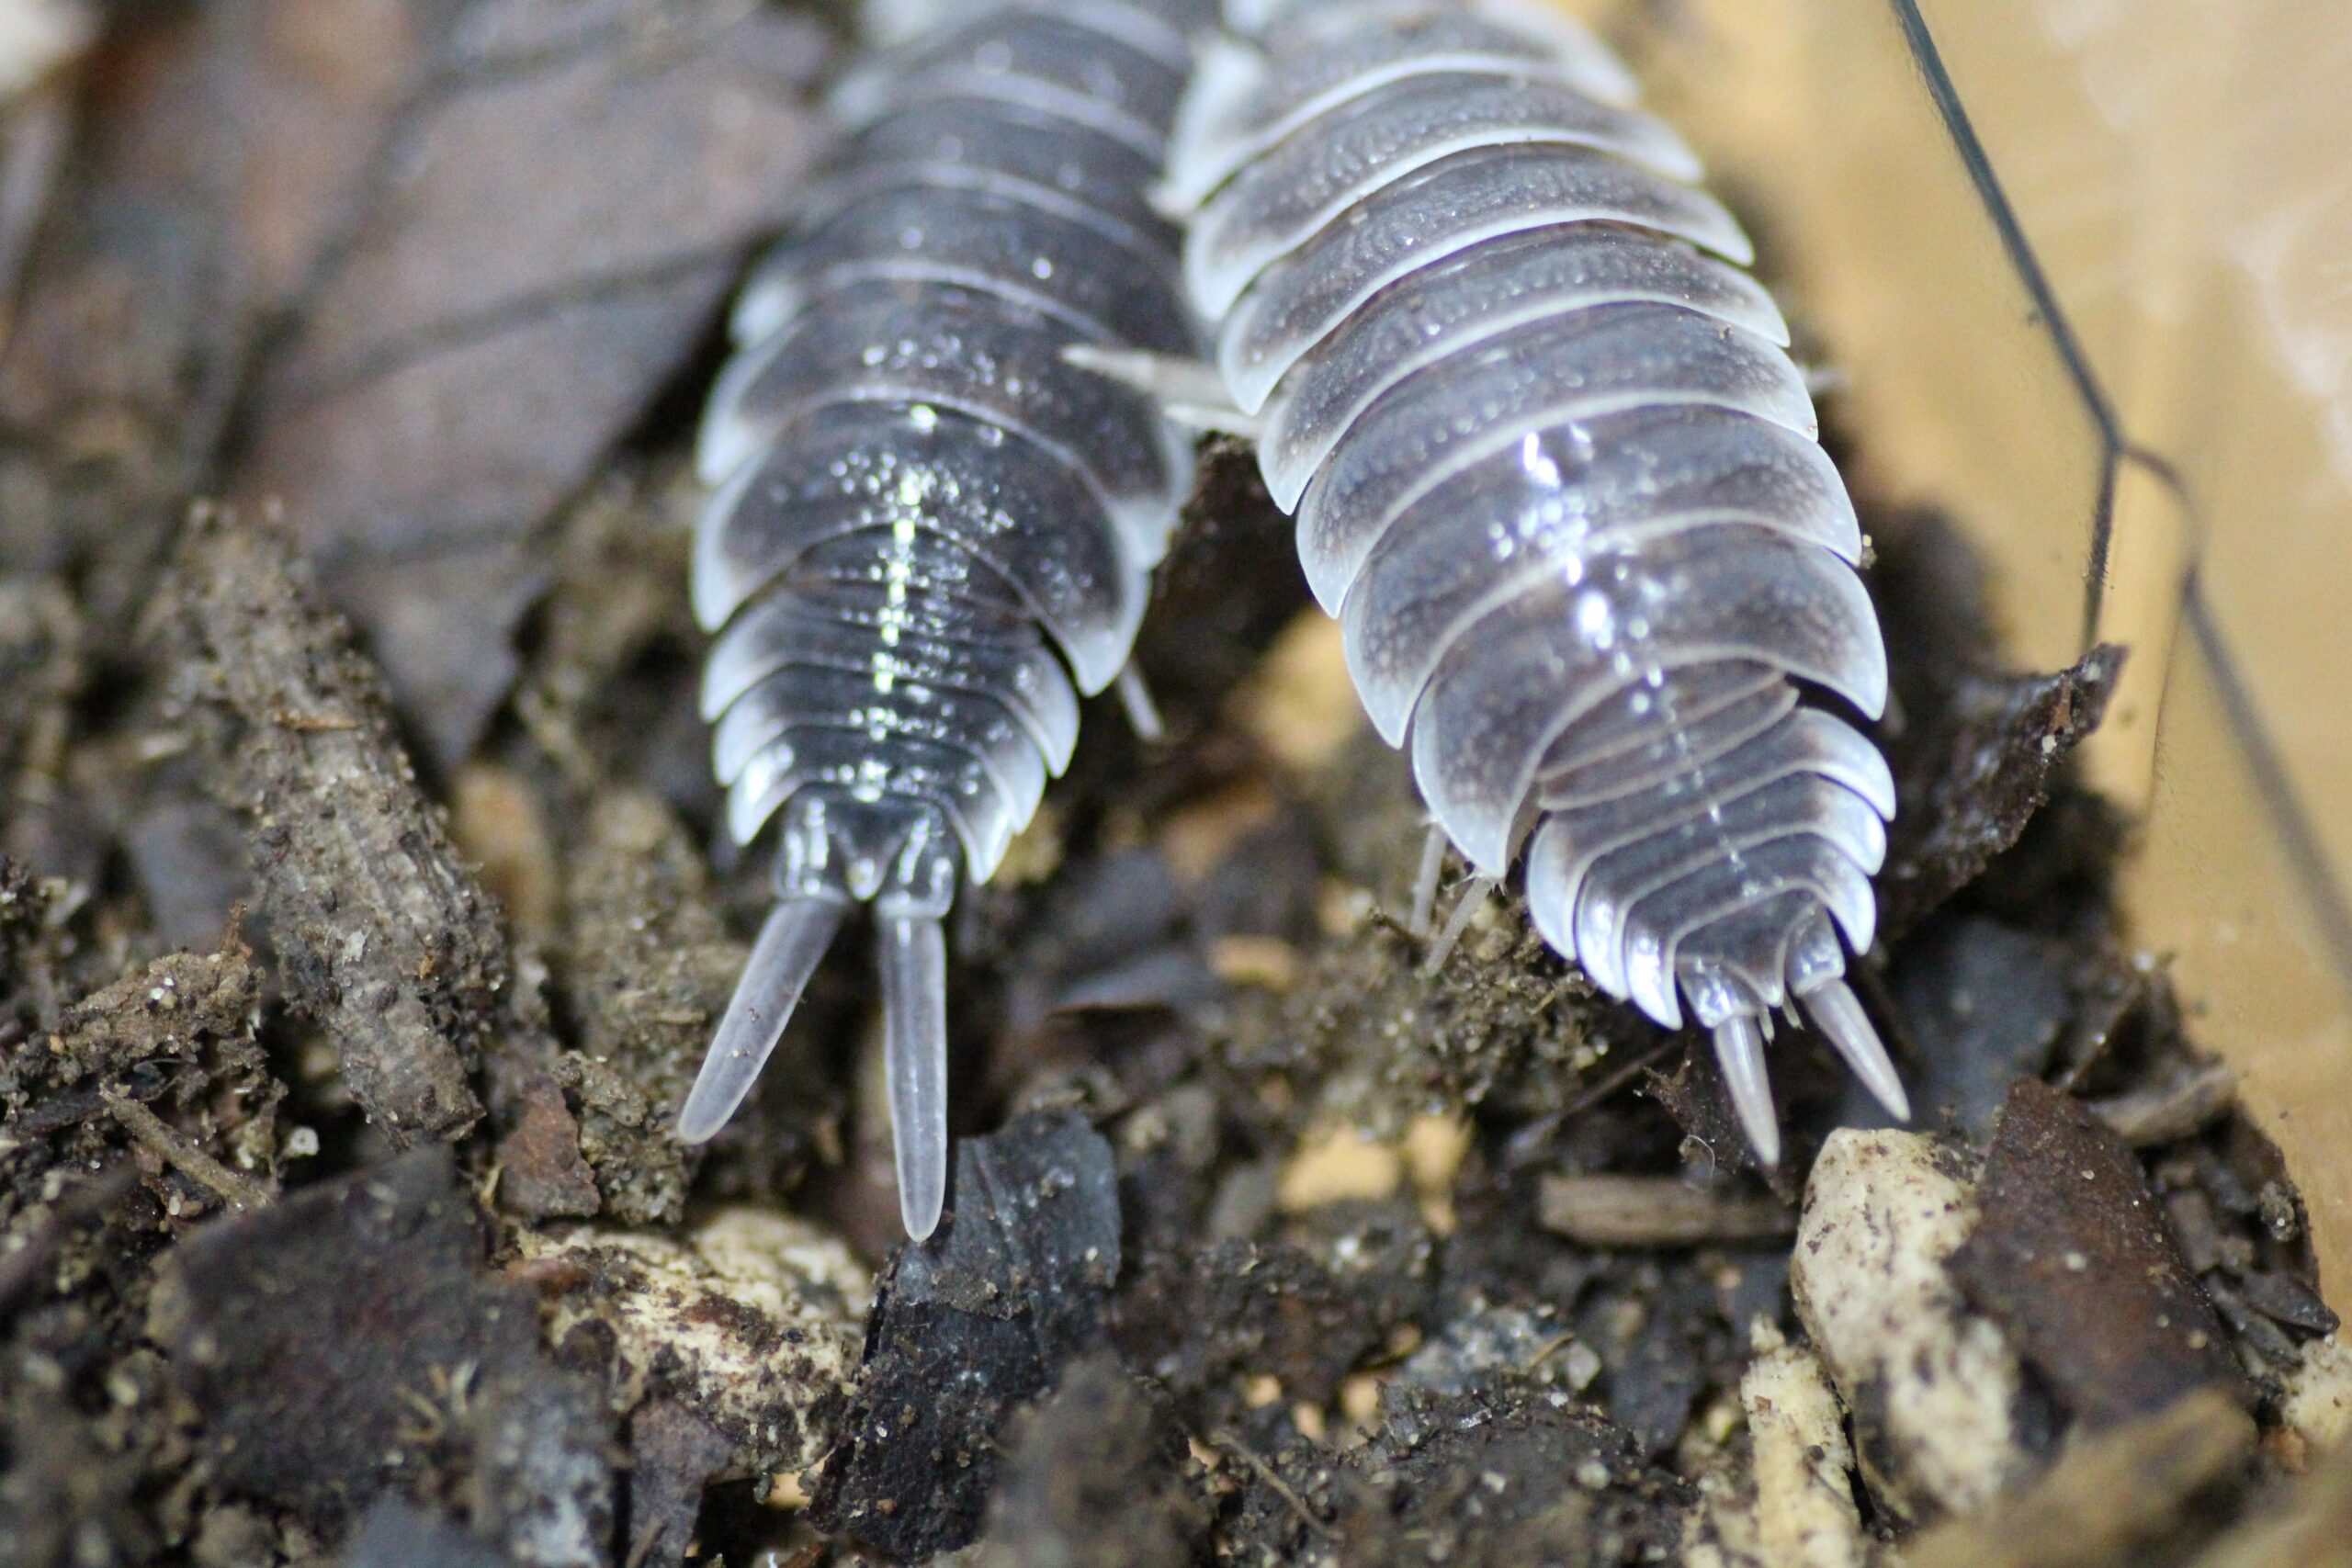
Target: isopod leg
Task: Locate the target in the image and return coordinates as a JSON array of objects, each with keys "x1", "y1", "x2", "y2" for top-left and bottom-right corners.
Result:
[
  {"x1": 1712, "y1": 1013, "x2": 1782, "y2": 1166},
  {"x1": 879, "y1": 914, "x2": 951, "y2": 1241},
  {"x1": 1115, "y1": 662, "x2": 1166, "y2": 743},
  {"x1": 1408, "y1": 823, "x2": 1448, "y2": 937},
  {"x1": 1058, "y1": 343, "x2": 1265, "y2": 437},
  {"x1": 1802, "y1": 976, "x2": 1910, "y2": 1121},
  {"x1": 677, "y1": 897, "x2": 847, "y2": 1143},
  {"x1": 1421, "y1": 874, "x2": 1498, "y2": 976}
]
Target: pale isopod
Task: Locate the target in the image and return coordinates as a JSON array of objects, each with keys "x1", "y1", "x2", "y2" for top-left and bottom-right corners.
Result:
[
  {"x1": 1160, "y1": 0, "x2": 1909, "y2": 1160},
  {"x1": 678, "y1": 0, "x2": 1204, "y2": 1235}
]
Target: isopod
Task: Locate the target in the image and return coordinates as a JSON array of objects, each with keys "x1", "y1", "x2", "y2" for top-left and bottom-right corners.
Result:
[
  {"x1": 678, "y1": 0, "x2": 1206, "y2": 1235},
  {"x1": 1160, "y1": 0, "x2": 1909, "y2": 1159}
]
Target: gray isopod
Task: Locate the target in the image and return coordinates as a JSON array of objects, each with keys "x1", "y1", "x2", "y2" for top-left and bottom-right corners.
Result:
[
  {"x1": 1155, "y1": 0, "x2": 1909, "y2": 1160},
  {"x1": 679, "y1": 0, "x2": 1209, "y2": 1236}
]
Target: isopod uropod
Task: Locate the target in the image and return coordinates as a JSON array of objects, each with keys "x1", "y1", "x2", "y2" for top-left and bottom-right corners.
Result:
[
  {"x1": 677, "y1": 0, "x2": 1207, "y2": 1235},
  {"x1": 1160, "y1": 0, "x2": 1910, "y2": 1158}
]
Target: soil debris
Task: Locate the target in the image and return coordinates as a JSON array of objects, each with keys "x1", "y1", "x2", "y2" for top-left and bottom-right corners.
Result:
[
  {"x1": 0, "y1": 10, "x2": 2346, "y2": 1563},
  {"x1": 3, "y1": 924, "x2": 278, "y2": 1242},
  {"x1": 152, "y1": 1145, "x2": 610, "y2": 1562},
  {"x1": 959, "y1": 1352, "x2": 1203, "y2": 1568},
  {"x1": 514, "y1": 1206, "x2": 866, "y2": 1484},
  {"x1": 1114, "y1": 1211, "x2": 1435, "y2": 1437},
  {"x1": 546, "y1": 792, "x2": 746, "y2": 1225},
  {"x1": 1318, "y1": 1382, "x2": 1694, "y2": 1567}
]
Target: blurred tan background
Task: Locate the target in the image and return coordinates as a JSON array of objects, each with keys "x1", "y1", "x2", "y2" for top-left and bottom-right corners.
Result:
[{"x1": 1553, "y1": 0, "x2": 2352, "y2": 1294}]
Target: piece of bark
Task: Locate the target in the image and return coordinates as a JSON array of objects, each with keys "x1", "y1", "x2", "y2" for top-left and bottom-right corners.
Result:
[
  {"x1": 1952, "y1": 1077, "x2": 2251, "y2": 1430},
  {"x1": 623, "y1": 1400, "x2": 738, "y2": 1568},
  {"x1": 516, "y1": 1207, "x2": 867, "y2": 1484},
  {"x1": 232, "y1": 0, "x2": 831, "y2": 766},
  {"x1": 169, "y1": 508, "x2": 492, "y2": 1142},
  {"x1": 1876, "y1": 643, "x2": 2123, "y2": 940},
  {"x1": 493, "y1": 1060, "x2": 602, "y2": 1219},
  {"x1": 1905, "y1": 1386, "x2": 2256, "y2": 1568}
]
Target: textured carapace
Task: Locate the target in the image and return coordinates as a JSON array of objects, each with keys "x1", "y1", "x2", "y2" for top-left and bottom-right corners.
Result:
[
  {"x1": 680, "y1": 0, "x2": 1208, "y2": 1236},
  {"x1": 1165, "y1": 0, "x2": 1908, "y2": 1159}
]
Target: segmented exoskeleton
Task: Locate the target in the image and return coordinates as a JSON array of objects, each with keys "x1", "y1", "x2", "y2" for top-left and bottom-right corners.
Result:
[
  {"x1": 679, "y1": 0, "x2": 1208, "y2": 1235},
  {"x1": 1161, "y1": 0, "x2": 1908, "y2": 1159}
]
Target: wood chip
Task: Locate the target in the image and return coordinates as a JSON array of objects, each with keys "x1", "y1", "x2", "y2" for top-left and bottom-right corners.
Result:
[
  {"x1": 1905, "y1": 1387, "x2": 2256, "y2": 1568},
  {"x1": 1539, "y1": 1174, "x2": 1793, "y2": 1247}
]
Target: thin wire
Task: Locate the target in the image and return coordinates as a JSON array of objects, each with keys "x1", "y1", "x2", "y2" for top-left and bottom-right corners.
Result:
[
  {"x1": 1884, "y1": 0, "x2": 2180, "y2": 642},
  {"x1": 1890, "y1": 1, "x2": 2352, "y2": 984}
]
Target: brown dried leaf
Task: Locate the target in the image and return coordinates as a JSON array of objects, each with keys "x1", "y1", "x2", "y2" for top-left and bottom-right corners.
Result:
[
  {"x1": 0, "y1": 0, "x2": 461, "y2": 598},
  {"x1": 1952, "y1": 1077, "x2": 2252, "y2": 1429},
  {"x1": 0, "y1": 10, "x2": 245, "y2": 597},
  {"x1": 232, "y1": 0, "x2": 831, "y2": 766}
]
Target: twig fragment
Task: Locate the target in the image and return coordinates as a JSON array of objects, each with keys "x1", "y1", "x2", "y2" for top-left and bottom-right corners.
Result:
[
  {"x1": 1539, "y1": 1173, "x2": 1794, "y2": 1247},
  {"x1": 105, "y1": 1089, "x2": 274, "y2": 1211}
]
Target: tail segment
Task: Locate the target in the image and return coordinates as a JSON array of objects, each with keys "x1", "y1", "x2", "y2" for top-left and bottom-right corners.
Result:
[{"x1": 676, "y1": 897, "x2": 849, "y2": 1144}]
